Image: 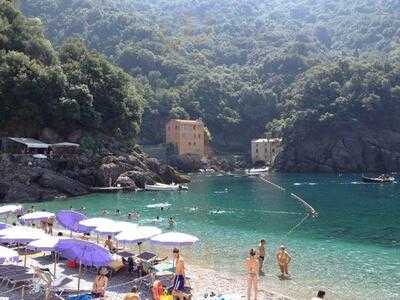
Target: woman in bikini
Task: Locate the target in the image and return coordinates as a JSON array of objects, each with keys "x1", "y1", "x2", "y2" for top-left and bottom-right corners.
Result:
[
  {"x1": 246, "y1": 248, "x2": 259, "y2": 300},
  {"x1": 92, "y1": 268, "x2": 109, "y2": 298}
]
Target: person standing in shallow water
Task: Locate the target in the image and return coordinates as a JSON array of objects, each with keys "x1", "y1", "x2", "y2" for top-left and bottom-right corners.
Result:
[
  {"x1": 276, "y1": 245, "x2": 291, "y2": 277},
  {"x1": 258, "y1": 239, "x2": 266, "y2": 276},
  {"x1": 246, "y1": 249, "x2": 259, "y2": 300}
]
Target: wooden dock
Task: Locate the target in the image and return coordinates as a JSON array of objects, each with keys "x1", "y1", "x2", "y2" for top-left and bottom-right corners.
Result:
[{"x1": 90, "y1": 186, "x2": 136, "y2": 193}]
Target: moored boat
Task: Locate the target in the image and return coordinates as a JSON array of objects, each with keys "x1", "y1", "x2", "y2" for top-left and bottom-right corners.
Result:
[
  {"x1": 145, "y1": 182, "x2": 188, "y2": 191},
  {"x1": 245, "y1": 166, "x2": 269, "y2": 175},
  {"x1": 361, "y1": 175, "x2": 395, "y2": 183}
]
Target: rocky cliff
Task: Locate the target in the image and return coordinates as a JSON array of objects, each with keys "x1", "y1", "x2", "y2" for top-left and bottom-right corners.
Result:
[
  {"x1": 275, "y1": 128, "x2": 400, "y2": 173},
  {"x1": 0, "y1": 151, "x2": 190, "y2": 203}
]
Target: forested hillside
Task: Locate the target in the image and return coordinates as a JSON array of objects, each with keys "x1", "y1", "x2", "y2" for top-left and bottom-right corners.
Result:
[
  {"x1": 16, "y1": 0, "x2": 400, "y2": 171},
  {"x1": 0, "y1": 0, "x2": 144, "y2": 148}
]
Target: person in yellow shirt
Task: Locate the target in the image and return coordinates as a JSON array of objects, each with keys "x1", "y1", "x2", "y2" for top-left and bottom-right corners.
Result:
[{"x1": 123, "y1": 286, "x2": 140, "y2": 300}]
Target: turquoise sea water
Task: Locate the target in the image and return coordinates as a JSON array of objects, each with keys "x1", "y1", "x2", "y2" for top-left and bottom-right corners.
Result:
[{"x1": 28, "y1": 174, "x2": 400, "y2": 299}]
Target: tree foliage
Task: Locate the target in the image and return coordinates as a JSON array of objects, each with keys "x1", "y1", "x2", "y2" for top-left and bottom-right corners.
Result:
[
  {"x1": 0, "y1": 1, "x2": 144, "y2": 142},
  {"x1": 17, "y1": 0, "x2": 400, "y2": 150}
]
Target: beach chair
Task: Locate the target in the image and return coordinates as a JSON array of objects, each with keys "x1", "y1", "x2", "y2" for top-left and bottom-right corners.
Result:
[{"x1": 136, "y1": 251, "x2": 157, "y2": 263}]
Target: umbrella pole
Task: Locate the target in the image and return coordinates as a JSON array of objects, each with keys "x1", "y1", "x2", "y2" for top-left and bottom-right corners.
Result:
[
  {"x1": 78, "y1": 261, "x2": 82, "y2": 292},
  {"x1": 53, "y1": 252, "x2": 58, "y2": 278},
  {"x1": 24, "y1": 252, "x2": 27, "y2": 267}
]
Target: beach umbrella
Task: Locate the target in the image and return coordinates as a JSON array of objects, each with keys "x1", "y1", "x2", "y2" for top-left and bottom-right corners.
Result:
[
  {"x1": 0, "y1": 204, "x2": 23, "y2": 215},
  {"x1": 27, "y1": 236, "x2": 69, "y2": 276},
  {"x1": 0, "y1": 245, "x2": 19, "y2": 264},
  {"x1": 150, "y1": 232, "x2": 199, "y2": 246},
  {"x1": 78, "y1": 217, "x2": 115, "y2": 229},
  {"x1": 19, "y1": 211, "x2": 55, "y2": 222},
  {"x1": 0, "y1": 226, "x2": 46, "y2": 242},
  {"x1": 0, "y1": 222, "x2": 10, "y2": 230},
  {"x1": 0, "y1": 205, "x2": 23, "y2": 222},
  {"x1": 27, "y1": 235, "x2": 66, "y2": 252},
  {"x1": 55, "y1": 239, "x2": 113, "y2": 291},
  {"x1": 93, "y1": 221, "x2": 138, "y2": 236},
  {"x1": 56, "y1": 210, "x2": 89, "y2": 233},
  {"x1": 79, "y1": 218, "x2": 117, "y2": 242},
  {"x1": 0, "y1": 226, "x2": 47, "y2": 266},
  {"x1": 115, "y1": 226, "x2": 161, "y2": 253}
]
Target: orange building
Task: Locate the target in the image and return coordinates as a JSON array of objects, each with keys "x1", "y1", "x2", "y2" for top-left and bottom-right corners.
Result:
[{"x1": 166, "y1": 119, "x2": 207, "y2": 157}]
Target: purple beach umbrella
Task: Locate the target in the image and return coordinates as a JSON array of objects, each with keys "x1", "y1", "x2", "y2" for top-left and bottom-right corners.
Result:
[
  {"x1": 55, "y1": 239, "x2": 113, "y2": 291},
  {"x1": 0, "y1": 222, "x2": 10, "y2": 230},
  {"x1": 56, "y1": 210, "x2": 89, "y2": 233},
  {"x1": 55, "y1": 239, "x2": 112, "y2": 267}
]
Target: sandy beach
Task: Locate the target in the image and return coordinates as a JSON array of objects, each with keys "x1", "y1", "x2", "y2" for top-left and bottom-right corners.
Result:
[{"x1": 0, "y1": 252, "x2": 294, "y2": 300}]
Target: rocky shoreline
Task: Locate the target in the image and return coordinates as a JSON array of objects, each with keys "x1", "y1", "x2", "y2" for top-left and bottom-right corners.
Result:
[{"x1": 0, "y1": 151, "x2": 190, "y2": 203}]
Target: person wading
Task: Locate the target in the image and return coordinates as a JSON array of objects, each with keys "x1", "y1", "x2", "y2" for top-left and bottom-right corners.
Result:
[{"x1": 246, "y1": 248, "x2": 259, "y2": 300}]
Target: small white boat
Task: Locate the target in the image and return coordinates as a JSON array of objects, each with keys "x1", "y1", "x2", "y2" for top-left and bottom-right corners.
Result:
[
  {"x1": 245, "y1": 166, "x2": 269, "y2": 175},
  {"x1": 145, "y1": 183, "x2": 188, "y2": 191}
]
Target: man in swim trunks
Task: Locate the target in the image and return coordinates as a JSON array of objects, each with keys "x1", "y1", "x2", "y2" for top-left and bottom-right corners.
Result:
[
  {"x1": 276, "y1": 245, "x2": 291, "y2": 277},
  {"x1": 104, "y1": 235, "x2": 116, "y2": 253},
  {"x1": 258, "y1": 239, "x2": 266, "y2": 276},
  {"x1": 246, "y1": 248, "x2": 259, "y2": 300},
  {"x1": 172, "y1": 248, "x2": 185, "y2": 300}
]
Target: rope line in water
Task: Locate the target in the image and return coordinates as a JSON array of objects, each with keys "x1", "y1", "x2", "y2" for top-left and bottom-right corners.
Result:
[{"x1": 259, "y1": 175, "x2": 317, "y2": 215}]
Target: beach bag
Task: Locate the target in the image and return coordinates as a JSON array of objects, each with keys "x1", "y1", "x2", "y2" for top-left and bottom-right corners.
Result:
[
  {"x1": 67, "y1": 260, "x2": 78, "y2": 268},
  {"x1": 160, "y1": 295, "x2": 173, "y2": 300}
]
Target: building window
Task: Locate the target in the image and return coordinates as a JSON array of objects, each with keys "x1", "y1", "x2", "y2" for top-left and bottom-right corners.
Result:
[
  {"x1": 194, "y1": 142, "x2": 196, "y2": 146},
  {"x1": 175, "y1": 125, "x2": 178, "y2": 129},
  {"x1": 256, "y1": 149, "x2": 258, "y2": 153},
  {"x1": 188, "y1": 142, "x2": 191, "y2": 146}
]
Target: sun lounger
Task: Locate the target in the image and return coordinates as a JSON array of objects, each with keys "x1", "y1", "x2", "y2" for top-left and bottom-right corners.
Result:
[
  {"x1": 136, "y1": 251, "x2": 157, "y2": 262},
  {"x1": 4, "y1": 272, "x2": 35, "y2": 289}
]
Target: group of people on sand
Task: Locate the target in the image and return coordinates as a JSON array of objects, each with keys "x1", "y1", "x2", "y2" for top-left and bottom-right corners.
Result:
[
  {"x1": 246, "y1": 239, "x2": 292, "y2": 300},
  {"x1": 91, "y1": 247, "x2": 187, "y2": 300}
]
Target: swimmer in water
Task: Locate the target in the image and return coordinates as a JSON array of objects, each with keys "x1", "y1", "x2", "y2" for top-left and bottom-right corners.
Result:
[
  {"x1": 127, "y1": 213, "x2": 132, "y2": 220},
  {"x1": 168, "y1": 217, "x2": 176, "y2": 228},
  {"x1": 101, "y1": 209, "x2": 108, "y2": 216},
  {"x1": 80, "y1": 206, "x2": 86, "y2": 212},
  {"x1": 115, "y1": 209, "x2": 120, "y2": 215}
]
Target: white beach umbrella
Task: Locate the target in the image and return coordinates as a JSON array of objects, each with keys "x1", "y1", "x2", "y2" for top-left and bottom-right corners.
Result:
[
  {"x1": 0, "y1": 245, "x2": 19, "y2": 264},
  {"x1": 115, "y1": 226, "x2": 162, "y2": 244},
  {"x1": 94, "y1": 221, "x2": 138, "y2": 236},
  {"x1": 0, "y1": 226, "x2": 47, "y2": 243},
  {"x1": 26, "y1": 235, "x2": 67, "y2": 252},
  {"x1": 150, "y1": 232, "x2": 199, "y2": 246},
  {"x1": 0, "y1": 204, "x2": 23, "y2": 215},
  {"x1": 78, "y1": 217, "x2": 115, "y2": 229},
  {"x1": 27, "y1": 235, "x2": 69, "y2": 276},
  {"x1": 19, "y1": 211, "x2": 55, "y2": 222}
]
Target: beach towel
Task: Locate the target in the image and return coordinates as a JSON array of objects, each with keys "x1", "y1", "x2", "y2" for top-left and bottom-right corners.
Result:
[{"x1": 68, "y1": 294, "x2": 92, "y2": 300}]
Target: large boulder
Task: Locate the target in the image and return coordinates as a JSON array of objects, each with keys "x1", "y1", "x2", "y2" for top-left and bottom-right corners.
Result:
[
  {"x1": 115, "y1": 175, "x2": 137, "y2": 189},
  {"x1": 161, "y1": 166, "x2": 191, "y2": 184},
  {"x1": 33, "y1": 169, "x2": 89, "y2": 196},
  {"x1": 121, "y1": 171, "x2": 159, "y2": 188},
  {"x1": 0, "y1": 182, "x2": 10, "y2": 200},
  {"x1": 168, "y1": 153, "x2": 202, "y2": 172},
  {"x1": 96, "y1": 162, "x2": 133, "y2": 186}
]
